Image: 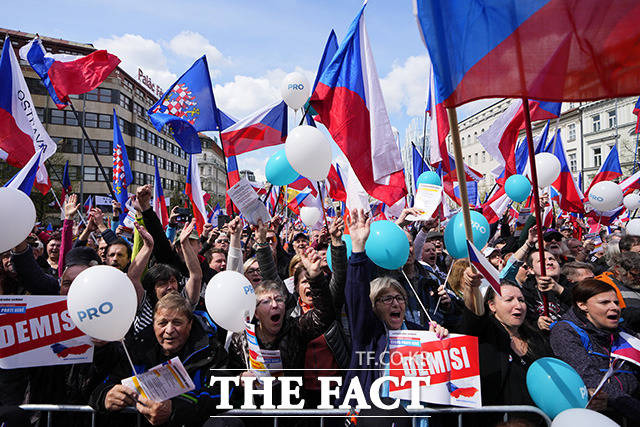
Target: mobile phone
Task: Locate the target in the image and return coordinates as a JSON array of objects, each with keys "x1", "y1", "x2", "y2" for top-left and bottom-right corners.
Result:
[{"x1": 175, "y1": 207, "x2": 192, "y2": 223}]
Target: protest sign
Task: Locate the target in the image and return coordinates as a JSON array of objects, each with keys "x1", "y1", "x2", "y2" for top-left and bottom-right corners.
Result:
[
  {"x1": 388, "y1": 330, "x2": 481, "y2": 408},
  {"x1": 0, "y1": 295, "x2": 93, "y2": 369},
  {"x1": 227, "y1": 178, "x2": 271, "y2": 225},
  {"x1": 406, "y1": 184, "x2": 442, "y2": 221},
  {"x1": 121, "y1": 356, "x2": 195, "y2": 402}
]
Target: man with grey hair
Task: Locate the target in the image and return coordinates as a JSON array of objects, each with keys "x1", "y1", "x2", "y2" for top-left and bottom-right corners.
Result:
[{"x1": 598, "y1": 252, "x2": 640, "y2": 331}]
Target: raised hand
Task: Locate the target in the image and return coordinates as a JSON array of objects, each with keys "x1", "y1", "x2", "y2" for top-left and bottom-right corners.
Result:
[
  {"x1": 64, "y1": 194, "x2": 80, "y2": 220},
  {"x1": 348, "y1": 209, "x2": 370, "y2": 253},
  {"x1": 300, "y1": 247, "x2": 323, "y2": 278},
  {"x1": 329, "y1": 217, "x2": 345, "y2": 246},
  {"x1": 133, "y1": 185, "x2": 152, "y2": 212}
]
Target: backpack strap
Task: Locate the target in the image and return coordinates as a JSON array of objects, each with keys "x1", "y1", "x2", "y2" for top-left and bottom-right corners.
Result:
[{"x1": 551, "y1": 320, "x2": 592, "y2": 352}]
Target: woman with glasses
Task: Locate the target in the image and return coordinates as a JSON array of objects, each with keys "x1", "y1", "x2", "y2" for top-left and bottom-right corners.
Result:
[
  {"x1": 342, "y1": 209, "x2": 448, "y2": 409},
  {"x1": 227, "y1": 247, "x2": 335, "y2": 413}
]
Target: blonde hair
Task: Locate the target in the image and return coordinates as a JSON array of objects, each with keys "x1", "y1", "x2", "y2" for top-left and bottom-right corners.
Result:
[
  {"x1": 288, "y1": 254, "x2": 302, "y2": 277},
  {"x1": 154, "y1": 293, "x2": 193, "y2": 320},
  {"x1": 242, "y1": 257, "x2": 258, "y2": 274},
  {"x1": 369, "y1": 276, "x2": 407, "y2": 308},
  {"x1": 448, "y1": 259, "x2": 470, "y2": 298}
]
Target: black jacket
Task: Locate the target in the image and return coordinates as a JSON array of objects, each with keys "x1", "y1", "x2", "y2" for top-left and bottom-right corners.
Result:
[{"x1": 90, "y1": 317, "x2": 230, "y2": 426}]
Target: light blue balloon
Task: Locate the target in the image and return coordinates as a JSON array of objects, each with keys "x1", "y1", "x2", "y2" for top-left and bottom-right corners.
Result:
[
  {"x1": 443, "y1": 211, "x2": 490, "y2": 259},
  {"x1": 417, "y1": 171, "x2": 442, "y2": 187},
  {"x1": 327, "y1": 235, "x2": 353, "y2": 271},
  {"x1": 505, "y1": 174, "x2": 532, "y2": 203},
  {"x1": 365, "y1": 220, "x2": 410, "y2": 270},
  {"x1": 265, "y1": 149, "x2": 299, "y2": 186},
  {"x1": 526, "y1": 357, "x2": 588, "y2": 418}
]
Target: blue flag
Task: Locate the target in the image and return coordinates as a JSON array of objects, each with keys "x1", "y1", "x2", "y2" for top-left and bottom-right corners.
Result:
[
  {"x1": 113, "y1": 108, "x2": 133, "y2": 211},
  {"x1": 148, "y1": 56, "x2": 222, "y2": 154}
]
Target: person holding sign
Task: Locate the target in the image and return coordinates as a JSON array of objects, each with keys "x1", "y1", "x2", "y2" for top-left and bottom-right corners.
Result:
[
  {"x1": 461, "y1": 268, "x2": 551, "y2": 413},
  {"x1": 342, "y1": 209, "x2": 448, "y2": 407},
  {"x1": 89, "y1": 293, "x2": 229, "y2": 426}
]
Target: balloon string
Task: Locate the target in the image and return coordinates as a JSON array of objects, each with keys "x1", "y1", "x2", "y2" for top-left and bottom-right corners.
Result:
[
  {"x1": 400, "y1": 270, "x2": 433, "y2": 324},
  {"x1": 121, "y1": 339, "x2": 138, "y2": 376}
]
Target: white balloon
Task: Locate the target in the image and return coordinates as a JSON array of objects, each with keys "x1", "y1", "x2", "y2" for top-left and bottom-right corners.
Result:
[
  {"x1": 551, "y1": 408, "x2": 618, "y2": 427},
  {"x1": 285, "y1": 125, "x2": 332, "y2": 181},
  {"x1": 67, "y1": 266, "x2": 138, "y2": 342},
  {"x1": 205, "y1": 270, "x2": 256, "y2": 333},
  {"x1": 623, "y1": 193, "x2": 640, "y2": 211},
  {"x1": 280, "y1": 72, "x2": 310, "y2": 110},
  {"x1": 0, "y1": 188, "x2": 36, "y2": 252},
  {"x1": 300, "y1": 206, "x2": 322, "y2": 227},
  {"x1": 627, "y1": 218, "x2": 640, "y2": 236},
  {"x1": 535, "y1": 153, "x2": 561, "y2": 188},
  {"x1": 588, "y1": 181, "x2": 623, "y2": 212}
]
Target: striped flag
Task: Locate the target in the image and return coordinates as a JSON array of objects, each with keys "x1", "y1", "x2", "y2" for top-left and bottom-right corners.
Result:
[
  {"x1": 611, "y1": 331, "x2": 640, "y2": 367},
  {"x1": 185, "y1": 154, "x2": 207, "y2": 234},
  {"x1": 153, "y1": 157, "x2": 169, "y2": 229},
  {"x1": 466, "y1": 240, "x2": 501, "y2": 296}
]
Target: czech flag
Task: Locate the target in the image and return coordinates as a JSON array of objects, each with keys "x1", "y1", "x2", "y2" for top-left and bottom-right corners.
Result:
[
  {"x1": 225, "y1": 155, "x2": 240, "y2": 215},
  {"x1": 185, "y1": 155, "x2": 207, "y2": 234},
  {"x1": 19, "y1": 37, "x2": 120, "y2": 109},
  {"x1": 633, "y1": 97, "x2": 640, "y2": 134},
  {"x1": 326, "y1": 163, "x2": 347, "y2": 202},
  {"x1": 153, "y1": 157, "x2": 169, "y2": 229},
  {"x1": 1, "y1": 37, "x2": 56, "y2": 194},
  {"x1": 416, "y1": 0, "x2": 640, "y2": 107},
  {"x1": 611, "y1": 331, "x2": 640, "y2": 367},
  {"x1": 411, "y1": 145, "x2": 429, "y2": 192},
  {"x1": 586, "y1": 145, "x2": 622, "y2": 194},
  {"x1": 289, "y1": 175, "x2": 318, "y2": 197},
  {"x1": 467, "y1": 240, "x2": 501, "y2": 296},
  {"x1": 426, "y1": 63, "x2": 450, "y2": 172},
  {"x1": 311, "y1": 3, "x2": 407, "y2": 206},
  {"x1": 207, "y1": 203, "x2": 221, "y2": 225},
  {"x1": 61, "y1": 160, "x2": 72, "y2": 205},
  {"x1": 221, "y1": 100, "x2": 288, "y2": 156},
  {"x1": 3, "y1": 148, "x2": 44, "y2": 195}
]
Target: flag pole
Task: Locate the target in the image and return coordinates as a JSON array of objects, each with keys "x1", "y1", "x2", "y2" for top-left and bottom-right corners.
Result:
[
  {"x1": 446, "y1": 106, "x2": 483, "y2": 314},
  {"x1": 67, "y1": 100, "x2": 117, "y2": 201},
  {"x1": 522, "y1": 97, "x2": 549, "y2": 316}
]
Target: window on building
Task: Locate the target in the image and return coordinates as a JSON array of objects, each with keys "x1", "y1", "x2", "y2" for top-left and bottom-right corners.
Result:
[
  {"x1": 135, "y1": 125, "x2": 146, "y2": 141},
  {"x1": 84, "y1": 113, "x2": 111, "y2": 129},
  {"x1": 168, "y1": 161, "x2": 174, "y2": 172},
  {"x1": 135, "y1": 148, "x2": 146, "y2": 163},
  {"x1": 56, "y1": 137, "x2": 81, "y2": 153},
  {"x1": 50, "y1": 109, "x2": 78, "y2": 125},
  {"x1": 85, "y1": 88, "x2": 113, "y2": 103},
  {"x1": 608, "y1": 110, "x2": 617, "y2": 128},
  {"x1": 481, "y1": 151, "x2": 486, "y2": 162},
  {"x1": 568, "y1": 150, "x2": 577, "y2": 172},
  {"x1": 592, "y1": 114, "x2": 601, "y2": 132},
  {"x1": 568, "y1": 123, "x2": 576, "y2": 141},
  {"x1": 119, "y1": 93, "x2": 132, "y2": 111},
  {"x1": 118, "y1": 117, "x2": 133, "y2": 136},
  {"x1": 148, "y1": 132, "x2": 157, "y2": 146},
  {"x1": 135, "y1": 88, "x2": 145, "y2": 99},
  {"x1": 133, "y1": 102, "x2": 145, "y2": 118},
  {"x1": 122, "y1": 79, "x2": 134, "y2": 93},
  {"x1": 474, "y1": 153, "x2": 478, "y2": 164},
  {"x1": 134, "y1": 171, "x2": 144, "y2": 185},
  {"x1": 36, "y1": 107, "x2": 45, "y2": 123},
  {"x1": 147, "y1": 153, "x2": 155, "y2": 166},
  {"x1": 24, "y1": 78, "x2": 48, "y2": 96},
  {"x1": 593, "y1": 147, "x2": 602, "y2": 167},
  {"x1": 158, "y1": 157, "x2": 165, "y2": 169},
  {"x1": 84, "y1": 140, "x2": 112, "y2": 155},
  {"x1": 83, "y1": 166, "x2": 98, "y2": 181}
]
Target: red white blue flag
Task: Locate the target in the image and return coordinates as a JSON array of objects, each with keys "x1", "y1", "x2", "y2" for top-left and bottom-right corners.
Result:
[
  {"x1": 586, "y1": 145, "x2": 622, "y2": 194},
  {"x1": 466, "y1": 240, "x2": 501, "y2": 296},
  {"x1": 311, "y1": 2, "x2": 407, "y2": 206},
  {"x1": 0, "y1": 37, "x2": 56, "y2": 194},
  {"x1": 19, "y1": 37, "x2": 120, "y2": 109},
  {"x1": 185, "y1": 155, "x2": 207, "y2": 234},
  {"x1": 611, "y1": 331, "x2": 640, "y2": 367},
  {"x1": 153, "y1": 157, "x2": 169, "y2": 229},
  {"x1": 221, "y1": 100, "x2": 288, "y2": 156}
]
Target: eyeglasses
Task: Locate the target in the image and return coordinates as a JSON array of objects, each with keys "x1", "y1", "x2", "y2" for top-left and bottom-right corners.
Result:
[
  {"x1": 257, "y1": 296, "x2": 285, "y2": 307},
  {"x1": 376, "y1": 295, "x2": 406, "y2": 305},
  {"x1": 245, "y1": 268, "x2": 261, "y2": 275},
  {"x1": 216, "y1": 239, "x2": 230, "y2": 244}
]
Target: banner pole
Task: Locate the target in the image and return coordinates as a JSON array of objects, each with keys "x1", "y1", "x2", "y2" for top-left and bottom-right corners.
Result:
[
  {"x1": 522, "y1": 97, "x2": 549, "y2": 316},
  {"x1": 446, "y1": 106, "x2": 483, "y2": 314},
  {"x1": 67, "y1": 100, "x2": 117, "y2": 201}
]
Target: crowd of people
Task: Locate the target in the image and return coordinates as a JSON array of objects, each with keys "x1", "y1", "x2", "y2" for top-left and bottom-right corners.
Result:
[{"x1": 1, "y1": 183, "x2": 640, "y2": 427}]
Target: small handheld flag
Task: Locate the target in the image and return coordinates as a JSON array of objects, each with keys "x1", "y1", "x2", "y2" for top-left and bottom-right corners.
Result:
[{"x1": 466, "y1": 240, "x2": 501, "y2": 296}]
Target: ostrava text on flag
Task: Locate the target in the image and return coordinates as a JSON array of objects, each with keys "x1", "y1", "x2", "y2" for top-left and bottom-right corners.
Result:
[
  {"x1": 153, "y1": 157, "x2": 169, "y2": 229},
  {"x1": 0, "y1": 37, "x2": 56, "y2": 194},
  {"x1": 149, "y1": 56, "x2": 225, "y2": 154},
  {"x1": 416, "y1": 0, "x2": 640, "y2": 107},
  {"x1": 113, "y1": 109, "x2": 133, "y2": 212},
  {"x1": 311, "y1": 3, "x2": 407, "y2": 206},
  {"x1": 185, "y1": 155, "x2": 207, "y2": 234},
  {"x1": 19, "y1": 37, "x2": 120, "y2": 109},
  {"x1": 221, "y1": 101, "x2": 288, "y2": 156}
]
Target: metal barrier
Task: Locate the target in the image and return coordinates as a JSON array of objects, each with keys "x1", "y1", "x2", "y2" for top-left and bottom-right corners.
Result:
[{"x1": 16, "y1": 404, "x2": 552, "y2": 427}]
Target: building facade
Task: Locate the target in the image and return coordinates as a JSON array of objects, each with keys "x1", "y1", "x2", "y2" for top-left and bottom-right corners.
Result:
[
  {"x1": 405, "y1": 97, "x2": 640, "y2": 202},
  {"x1": 239, "y1": 170, "x2": 256, "y2": 182},
  {"x1": 2, "y1": 28, "x2": 194, "y2": 208},
  {"x1": 197, "y1": 133, "x2": 227, "y2": 205},
  {"x1": 401, "y1": 115, "x2": 427, "y2": 195}
]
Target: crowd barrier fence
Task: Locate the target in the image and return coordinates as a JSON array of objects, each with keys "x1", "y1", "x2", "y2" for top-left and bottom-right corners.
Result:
[{"x1": 16, "y1": 404, "x2": 553, "y2": 427}]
